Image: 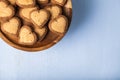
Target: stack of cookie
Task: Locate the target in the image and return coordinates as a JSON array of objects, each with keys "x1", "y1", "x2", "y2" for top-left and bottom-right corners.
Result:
[{"x1": 0, "y1": 0, "x2": 72, "y2": 46}]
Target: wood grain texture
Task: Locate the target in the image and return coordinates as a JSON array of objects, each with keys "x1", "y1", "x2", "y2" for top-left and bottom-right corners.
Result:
[{"x1": 0, "y1": 1, "x2": 72, "y2": 52}]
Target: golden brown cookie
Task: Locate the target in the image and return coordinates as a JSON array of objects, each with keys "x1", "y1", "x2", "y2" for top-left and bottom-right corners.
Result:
[
  {"x1": 49, "y1": 15, "x2": 68, "y2": 34},
  {"x1": 35, "y1": 27, "x2": 48, "y2": 41},
  {"x1": 64, "y1": 0, "x2": 72, "y2": 8},
  {"x1": 8, "y1": 0, "x2": 16, "y2": 5},
  {"x1": 38, "y1": 0, "x2": 49, "y2": 4},
  {"x1": 63, "y1": 0, "x2": 72, "y2": 20},
  {"x1": 19, "y1": 7, "x2": 38, "y2": 22},
  {"x1": 45, "y1": 5, "x2": 62, "y2": 19},
  {"x1": 51, "y1": 0, "x2": 66, "y2": 6},
  {"x1": 16, "y1": 0, "x2": 35, "y2": 7},
  {"x1": 1, "y1": 17, "x2": 21, "y2": 35},
  {"x1": 30, "y1": 9, "x2": 50, "y2": 28},
  {"x1": 19, "y1": 25, "x2": 37, "y2": 45},
  {"x1": 0, "y1": 1, "x2": 15, "y2": 20}
]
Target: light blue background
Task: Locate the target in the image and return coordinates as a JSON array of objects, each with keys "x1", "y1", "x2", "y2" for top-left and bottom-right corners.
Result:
[{"x1": 0, "y1": 0, "x2": 120, "y2": 80}]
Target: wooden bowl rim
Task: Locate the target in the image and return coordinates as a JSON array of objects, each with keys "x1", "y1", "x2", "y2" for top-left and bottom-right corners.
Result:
[{"x1": 0, "y1": 32, "x2": 65, "y2": 52}]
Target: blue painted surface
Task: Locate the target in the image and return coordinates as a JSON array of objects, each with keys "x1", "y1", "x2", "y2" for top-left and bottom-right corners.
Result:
[{"x1": 0, "y1": 0, "x2": 120, "y2": 80}]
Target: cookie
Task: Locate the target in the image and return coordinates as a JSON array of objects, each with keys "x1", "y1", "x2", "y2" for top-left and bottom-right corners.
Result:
[
  {"x1": 64, "y1": 0, "x2": 72, "y2": 9},
  {"x1": 63, "y1": 0, "x2": 72, "y2": 20},
  {"x1": 38, "y1": 0, "x2": 49, "y2": 4},
  {"x1": 45, "y1": 5, "x2": 62, "y2": 19},
  {"x1": 30, "y1": 9, "x2": 50, "y2": 28},
  {"x1": 35, "y1": 27, "x2": 48, "y2": 41},
  {"x1": 16, "y1": 0, "x2": 35, "y2": 7},
  {"x1": 8, "y1": 0, "x2": 16, "y2": 5},
  {"x1": 51, "y1": 0, "x2": 67, "y2": 6},
  {"x1": 19, "y1": 7, "x2": 38, "y2": 22},
  {"x1": 0, "y1": 1, "x2": 15, "y2": 20},
  {"x1": 1, "y1": 17, "x2": 21, "y2": 35},
  {"x1": 49, "y1": 15, "x2": 68, "y2": 34},
  {"x1": 19, "y1": 25, "x2": 37, "y2": 45}
]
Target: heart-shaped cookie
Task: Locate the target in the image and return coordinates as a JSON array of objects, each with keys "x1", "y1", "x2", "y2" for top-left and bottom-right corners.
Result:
[
  {"x1": 19, "y1": 25, "x2": 37, "y2": 45},
  {"x1": 51, "y1": 0, "x2": 67, "y2": 6},
  {"x1": 1, "y1": 17, "x2": 21, "y2": 35},
  {"x1": 45, "y1": 5, "x2": 62, "y2": 19},
  {"x1": 16, "y1": 0, "x2": 35, "y2": 7},
  {"x1": 49, "y1": 15, "x2": 68, "y2": 34},
  {"x1": 19, "y1": 7, "x2": 38, "y2": 22},
  {"x1": 35, "y1": 27, "x2": 48, "y2": 41},
  {"x1": 30, "y1": 9, "x2": 50, "y2": 28},
  {"x1": 0, "y1": 1, "x2": 14, "y2": 19}
]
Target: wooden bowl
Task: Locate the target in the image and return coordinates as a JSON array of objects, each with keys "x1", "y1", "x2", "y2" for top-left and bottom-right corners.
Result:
[{"x1": 0, "y1": 1, "x2": 72, "y2": 52}]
